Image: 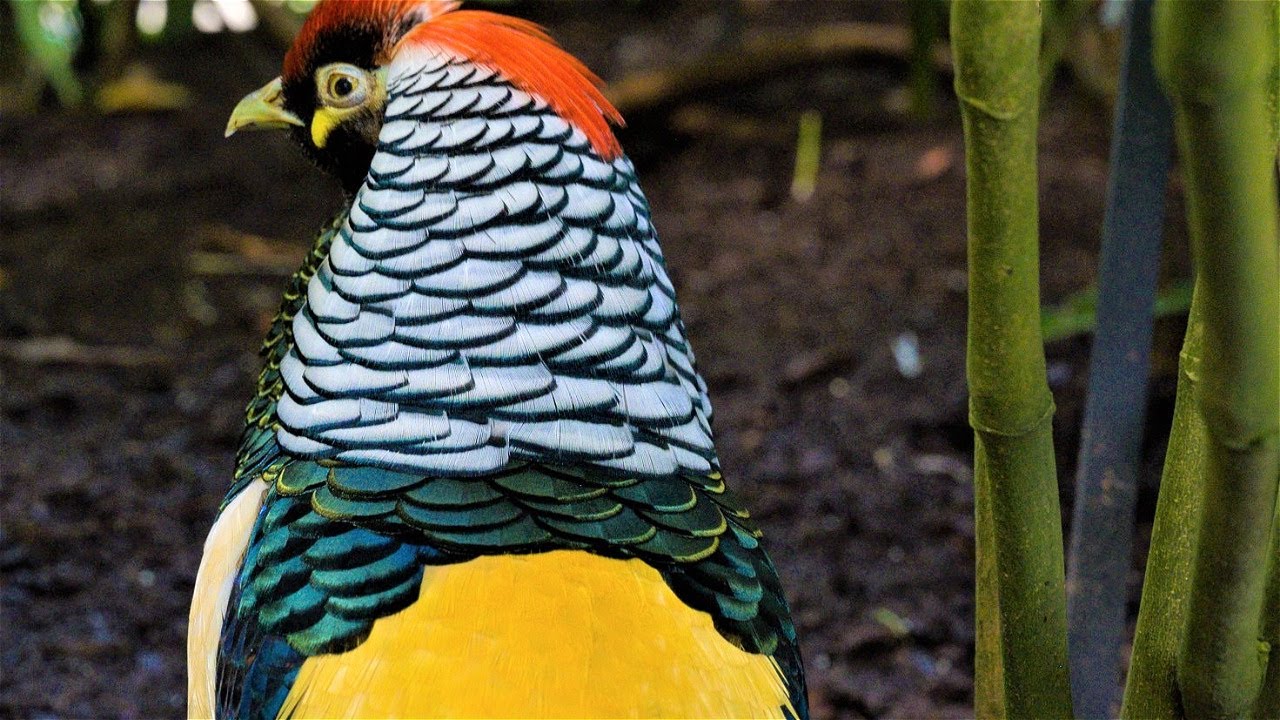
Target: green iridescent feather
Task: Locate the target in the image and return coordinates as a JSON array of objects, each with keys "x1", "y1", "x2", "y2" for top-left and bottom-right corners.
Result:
[{"x1": 221, "y1": 214, "x2": 343, "y2": 509}]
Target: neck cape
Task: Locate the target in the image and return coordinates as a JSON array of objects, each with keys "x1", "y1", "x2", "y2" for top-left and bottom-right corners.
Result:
[{"x1": 273, "y1": 49, "x2": 715, "y2": 480}]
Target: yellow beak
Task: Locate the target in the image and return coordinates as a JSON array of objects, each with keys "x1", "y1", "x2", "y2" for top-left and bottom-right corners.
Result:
[{"x1": 225, "y1": 77, "x2": 303, "y2": 138}]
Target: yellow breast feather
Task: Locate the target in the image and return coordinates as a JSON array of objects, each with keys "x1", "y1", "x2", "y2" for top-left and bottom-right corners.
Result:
[{"x1": 279, "y1": 549, "x2": 795, "y2": 719}]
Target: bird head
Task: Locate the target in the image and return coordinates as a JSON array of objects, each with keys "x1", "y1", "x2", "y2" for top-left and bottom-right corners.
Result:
[
  {"x1": 226, "y1": 0, "x2": 457, "y2": 192},
  {"x1": 226, "y1": 0, "x2": 621, "y2": 195}
]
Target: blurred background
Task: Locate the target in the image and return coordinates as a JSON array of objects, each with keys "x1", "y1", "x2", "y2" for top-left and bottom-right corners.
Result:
[{"x1": 0, "y1": 1, "x2": 1194, "y2": 718}]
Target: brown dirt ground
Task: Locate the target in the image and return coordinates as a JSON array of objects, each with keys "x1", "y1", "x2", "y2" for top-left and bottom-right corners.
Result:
[{"x1": 0, "y1": 2, "x2": 1189, "y2": 718}]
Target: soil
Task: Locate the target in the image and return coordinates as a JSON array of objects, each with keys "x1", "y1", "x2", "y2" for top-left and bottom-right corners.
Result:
[{"x1": 0, "y1": 2, "x2": 1190, "y2": 719}]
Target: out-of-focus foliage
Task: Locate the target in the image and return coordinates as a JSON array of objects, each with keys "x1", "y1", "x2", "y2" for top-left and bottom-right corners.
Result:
[
  {"x1": 1, "y1": 0, "x2": 528, "y2": 113},
  {"x1": 5, "y1": 0, "x2": 269, "y2": 112},
  {"x1": 1041, "y1": 280, "x2": 1192, "y2": 344},
  {"x1": 9, "y1": 0, "x2": 84, "y2": 107}
]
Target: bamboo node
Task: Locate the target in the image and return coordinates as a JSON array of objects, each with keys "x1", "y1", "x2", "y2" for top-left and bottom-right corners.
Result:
[
  {"x1": 968, "y1": 395, "x2": 1056, "y2": 439},
  {"x1": 953, "y1": 90, "x2": 1025, "y2": 122}
]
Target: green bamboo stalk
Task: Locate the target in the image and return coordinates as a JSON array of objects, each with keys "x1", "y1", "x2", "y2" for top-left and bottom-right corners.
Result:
[
  {"x1": 1154, "y1": 2, "x2": 1280, "y2": 717},
  {"x1": 1119, "y1": 292, "x2": 1207, "y2": 720},
  {"x1": 1253, "y1": 7, "x2": 1279, "y2": 718},
  {"x1": 974, "y1": 448, "x2": 1005, "y2": 720},
  {"x1": 907, "y1": 0, "x2": 940, "y2": 119},
  {"x1": 1258, "y1": 499, "x2": 1280, "y2": 719},
  {"x1": 952, "y1": 3, "x2": 1074, "y2": 717},
  {"x1": 1270, "y1": 0, "x2": 1279, "y2": 153}
]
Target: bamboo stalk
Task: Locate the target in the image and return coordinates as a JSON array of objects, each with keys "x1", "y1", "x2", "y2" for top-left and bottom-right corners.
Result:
[
  {"x1": 974, "y1": 450, "x2": 1005, "y2": 720},
  {"x1": 907, "y1": 0, "x2": 941, "y2": 119},
  {"x1": 951, "y1": 3, "x2": 1074, "y2": 717},
  {"x1": 1259, "y1": 10, "x2": 1280, "y2": 714},
  {"x1": 1119, "y1": 293, "x2": 1208, "y2": 719},
  {"x1": 1153, "y1": 1, "x2": 1280, "y2": 717},
  {"x1": 1259, "y1": 502, "x2": 1280, "y2": 719},
  {"x1": 1270, "y1": 0, "x2": 1279, "y2": 153}
]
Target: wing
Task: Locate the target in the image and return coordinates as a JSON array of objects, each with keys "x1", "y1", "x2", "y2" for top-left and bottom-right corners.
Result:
[
  {"x1": 214, "y1": 44, "x2": 806, "y2": 719},
  {"x1": 189, "y1": 217, "x2": 340, "y2": 719}
]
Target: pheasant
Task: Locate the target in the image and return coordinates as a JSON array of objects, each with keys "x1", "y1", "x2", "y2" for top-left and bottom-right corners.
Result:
[{"x1": 189, "y1": 1, "x2": 806, "y2": 717}]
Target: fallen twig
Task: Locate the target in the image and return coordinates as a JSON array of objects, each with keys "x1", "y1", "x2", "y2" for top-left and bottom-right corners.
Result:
[
  {"x1": 188, "y1": 252, "x2": 297, "y2": 277},
  {"x1": 0, "y1": 336, "x2": 169, "y2": 367},
  {"x1": 668, "y1": 104, "x2": 790, "y2": 143},
  {"x1": 187, "y1": 224, "x2": 305, "y2": 277},
  {"x1": 606, "y1": 22, "x2": 952, "y2": 115}
]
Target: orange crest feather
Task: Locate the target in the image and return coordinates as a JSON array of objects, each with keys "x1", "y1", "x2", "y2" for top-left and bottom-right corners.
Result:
[
  {"x1": 286, "y1": 1, "x2": 623, "y2": 160},
  {"x1": 286, "y1": 0, "x2": 460, "y2": 83},
  {"x1": 398, "y1": 11, "x2": 624, "y2": 160}
]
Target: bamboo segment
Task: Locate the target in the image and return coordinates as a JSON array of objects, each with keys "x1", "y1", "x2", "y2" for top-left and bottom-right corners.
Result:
[
  {"x1": 1154, "y1": 1, "x2": 1280, "y2": 717},
  {"x1": 1260, "y1": 10, "x2": 1279, "y2": 715},
  {"x1": 973, "y1": 452, "x2": 1005, "y2": 720},
  {"x1": 1271, "y1": 0, "x2": 1279, "y2": 152},
  {"x1": 951, "y1": 2, "x2": 1074, "y2": 717},
  {"x1": 1258, "y1": 502, "x2": 1280, "y2": 719},
  {"x1": 1119, "y1": 295, "x2": 1208, "y2": 720}
]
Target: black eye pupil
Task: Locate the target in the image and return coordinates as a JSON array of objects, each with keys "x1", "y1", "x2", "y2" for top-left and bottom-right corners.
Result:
[{"x1": 334, "y1": 77, "x2": 353, "y2": 97}]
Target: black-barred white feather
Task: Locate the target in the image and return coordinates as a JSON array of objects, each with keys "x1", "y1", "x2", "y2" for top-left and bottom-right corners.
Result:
[{"x1": 275, "y1": 47, "x2": 715, "y2": 479}]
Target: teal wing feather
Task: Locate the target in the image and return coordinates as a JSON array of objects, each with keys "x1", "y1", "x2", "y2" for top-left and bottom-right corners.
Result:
[{"x1": 218, "y1": 459, "x2": 807, "y2": 718}]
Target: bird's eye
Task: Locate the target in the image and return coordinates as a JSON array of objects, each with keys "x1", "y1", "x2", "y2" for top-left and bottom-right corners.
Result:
[{"x1": 317, "y1": 63, "x2": 369, "y2": 109}]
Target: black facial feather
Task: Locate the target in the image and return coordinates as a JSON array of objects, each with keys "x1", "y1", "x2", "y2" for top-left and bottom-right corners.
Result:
[
  {"x1": 280, "y1": 19, "x2": 405, "y2": 195},
  {"x1": 291, "y1": 107, "x2": 382, "y2": 196}
]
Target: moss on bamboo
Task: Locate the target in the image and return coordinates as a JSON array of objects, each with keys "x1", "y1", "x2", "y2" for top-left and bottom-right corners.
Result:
[
  {"x1": 951, "y1": 2, "x2": 1073, "y2": 717},
  {"x1": 1153, "y1": 1, "x2": 1280, "y2": 716}
]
